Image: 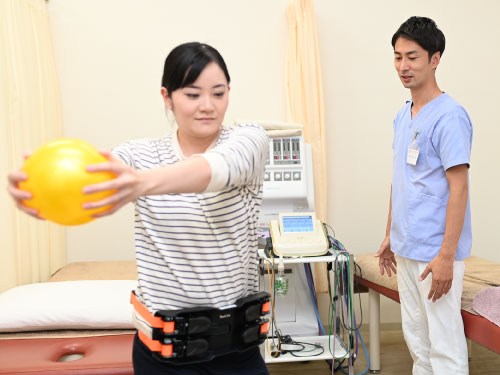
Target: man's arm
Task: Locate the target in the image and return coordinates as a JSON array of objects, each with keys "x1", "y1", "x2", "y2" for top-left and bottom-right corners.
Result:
[
  {"x1": 419, "y1": 163, "x2": 469, "y2": 302},
  {"x1": 376, "y1": 186, "x2": 397, "y2": 276}
]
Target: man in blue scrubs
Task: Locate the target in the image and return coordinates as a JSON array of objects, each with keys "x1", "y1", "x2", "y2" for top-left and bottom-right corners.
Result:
[{"x1": 376, "y1": 16, "x2": 473, "y2": 375}]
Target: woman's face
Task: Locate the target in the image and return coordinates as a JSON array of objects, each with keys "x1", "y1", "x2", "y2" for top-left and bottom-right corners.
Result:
[{"x1": 162, "y1": 62, "x2": 229, "y2": 146}]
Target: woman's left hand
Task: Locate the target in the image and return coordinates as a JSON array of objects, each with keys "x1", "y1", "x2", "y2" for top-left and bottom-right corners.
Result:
[{"x1": 82, "y1": 151, "x2": 145, "y2": 217}]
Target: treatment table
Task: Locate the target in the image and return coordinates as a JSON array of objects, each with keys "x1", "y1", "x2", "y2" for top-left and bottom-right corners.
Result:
[
  {"x1": 0, "y1": 261, "x2": 138, "y2": 375},
  {"x1": 354, "y1": 254, "x2": 500, "y2": 373}
]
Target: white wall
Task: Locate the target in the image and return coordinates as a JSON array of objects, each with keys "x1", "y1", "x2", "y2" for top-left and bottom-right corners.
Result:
[
  {"x1": 48, "y1": 0, "x2": 289, "y2": 261},
  {"x1": 47, "y1": 0, "x2": 500, "y2": 323},
  {"x1": 318, "y1": 0, "x2": 500, "y2": 264}
]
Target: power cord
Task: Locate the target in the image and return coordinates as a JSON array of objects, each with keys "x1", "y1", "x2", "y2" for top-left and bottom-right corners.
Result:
[
  {"x1": 270, "y1": 331, "x2": 325, "y2": 358},
  {"x1": 324, "y1": 224, "x2": 371, "y2": 375}
]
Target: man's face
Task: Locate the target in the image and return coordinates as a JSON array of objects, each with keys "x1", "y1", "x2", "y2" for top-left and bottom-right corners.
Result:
[{"x1": 394, "y1": 37, "x2": 440, "y2": 90}]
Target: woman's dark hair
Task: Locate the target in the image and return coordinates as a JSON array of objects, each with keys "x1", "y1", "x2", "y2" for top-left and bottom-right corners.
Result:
[
  {"x1": 161, "y1": 42, "x2": 230, "y2": 94},
  {"x1": 391, "y1": 16, "x2": 446, "y2": 61}
]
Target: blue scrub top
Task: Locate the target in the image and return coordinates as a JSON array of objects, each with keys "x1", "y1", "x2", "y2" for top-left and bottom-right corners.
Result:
[{"x1": 391, "y1": 93, "x2": 473, "y2": 262}]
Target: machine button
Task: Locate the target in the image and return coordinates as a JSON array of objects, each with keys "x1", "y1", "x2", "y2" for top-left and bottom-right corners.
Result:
[
  {"x1": 264, "y1": 172, "x2": 270, "y2": 181},
  {"x1": 293, "y1": 172, "x2": 301, "y2": 181},
  {"x1": 274, "y1": 172, "x2": 282, "y2": 181},
  {"x1": 284, "y1": 173, "x2": 291, "y2": 181}
]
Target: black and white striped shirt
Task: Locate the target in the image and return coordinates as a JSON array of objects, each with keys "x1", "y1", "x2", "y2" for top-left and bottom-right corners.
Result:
[{"x1": 112, "y1": 124, "x2": 268, "y2": 318}]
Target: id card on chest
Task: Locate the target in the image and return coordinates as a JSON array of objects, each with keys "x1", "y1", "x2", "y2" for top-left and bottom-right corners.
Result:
[{"x1": 407, "y1": 131, "x2": 420, "y2": 165}]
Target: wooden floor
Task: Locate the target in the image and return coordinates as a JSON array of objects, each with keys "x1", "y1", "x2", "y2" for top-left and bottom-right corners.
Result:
[{"x1": 267, "y1": 325, "x2": 500, "y2": 374}]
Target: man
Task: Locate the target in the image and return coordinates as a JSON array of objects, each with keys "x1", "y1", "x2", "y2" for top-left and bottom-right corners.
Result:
[{"x1": 376, "y1": 16, "x2": 473, "y2": 375}]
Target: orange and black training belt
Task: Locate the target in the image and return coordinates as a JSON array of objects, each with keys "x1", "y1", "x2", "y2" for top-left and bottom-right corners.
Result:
[{"x1": 130, "y1": 290, "x2": 270, "y2": 364}]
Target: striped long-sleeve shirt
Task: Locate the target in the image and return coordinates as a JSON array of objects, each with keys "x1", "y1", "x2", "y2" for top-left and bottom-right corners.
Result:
[{"x1": 112, "y1": 124, "x2": 269, "y2": 319}]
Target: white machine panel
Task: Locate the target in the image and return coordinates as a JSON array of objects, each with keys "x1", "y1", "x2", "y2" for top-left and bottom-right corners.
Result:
[{"x1": 259, "y1": 136, "x2": 314, "y2": 228}]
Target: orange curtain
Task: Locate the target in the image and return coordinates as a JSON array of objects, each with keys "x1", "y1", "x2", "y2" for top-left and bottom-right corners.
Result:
[
  {"x1": 285, "y1": 0, "x2": 328, "y2": 292},
  {"x1": 0, "y1": 0, "x2": 66, "y2": 293}
]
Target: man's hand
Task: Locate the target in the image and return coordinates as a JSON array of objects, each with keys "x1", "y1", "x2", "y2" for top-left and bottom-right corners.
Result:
[
  {"x1": 419, "y1": 254, "x2": 454, "y2": 302},
  {"x1": 375, "y1": 236, "x2": 397, "y2": 277}
]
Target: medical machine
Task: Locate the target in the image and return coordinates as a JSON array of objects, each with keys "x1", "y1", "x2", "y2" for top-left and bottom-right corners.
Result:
[
  {"x1": 257, "y1": 132, "x2": 358, "y2": 373},
  {"x1": 257, "y1": 133, "x2": 320, "y2": 339},
  {"x1": 258, "y1": 136, "x2": 315, "y2": 229},
  {"x1": 269, "y1": 212, "x2": 329, "y2": 257}
]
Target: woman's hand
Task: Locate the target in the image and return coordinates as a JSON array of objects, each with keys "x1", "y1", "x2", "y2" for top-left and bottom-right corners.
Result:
[
  {"x1": 6, "y1": 156, "x2": 43, "y2": 220},
  {"x1": 82, "y1": 151, "x2": 146, "y2": 217}
]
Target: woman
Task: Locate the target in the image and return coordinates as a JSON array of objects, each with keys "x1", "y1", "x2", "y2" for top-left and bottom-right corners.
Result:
[{"x1": 8, "y1": 42, "x2": 270, "y2": 375}]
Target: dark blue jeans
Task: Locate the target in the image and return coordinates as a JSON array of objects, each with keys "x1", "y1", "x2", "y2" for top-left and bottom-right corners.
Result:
[{"x1": 133, "y1": 333, "x2": 269, "y2": 375}]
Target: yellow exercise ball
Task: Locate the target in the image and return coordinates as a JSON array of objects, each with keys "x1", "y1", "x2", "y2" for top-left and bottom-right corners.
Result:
[{"x1": 18, "y1": 138, "x2": 116, "y2": 226}]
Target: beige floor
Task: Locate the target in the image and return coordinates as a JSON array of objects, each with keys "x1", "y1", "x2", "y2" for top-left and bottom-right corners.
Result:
[{"x1": 267, "y1": 325, "x2": 500, "y2": 374}]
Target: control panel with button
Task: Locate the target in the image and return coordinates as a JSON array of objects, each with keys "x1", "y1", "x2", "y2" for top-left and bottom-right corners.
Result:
[{"x1": 259, "y1": 136, "x2": 314, "y2": 228}]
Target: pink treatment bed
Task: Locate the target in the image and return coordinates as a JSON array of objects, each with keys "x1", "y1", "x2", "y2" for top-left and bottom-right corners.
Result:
[
  {"x1": 0, "y1": 261, "x2": 138, "y2": 375},
  {"x1": 354, "y1": 254, "x2": 500, "y2": 373}
]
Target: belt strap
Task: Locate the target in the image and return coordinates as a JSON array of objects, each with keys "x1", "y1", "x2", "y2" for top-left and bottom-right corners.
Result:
[
  {"x1": 130, "y1": 291, "x2": 175, "y2": 334},
  {"x1": 138, "y1": 330, "x2": 174, "y2": 358}
]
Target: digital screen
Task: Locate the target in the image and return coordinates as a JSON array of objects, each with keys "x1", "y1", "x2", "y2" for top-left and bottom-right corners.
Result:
[{"x1": 282, "y1": 215, "x2": 314, "y2": 233}]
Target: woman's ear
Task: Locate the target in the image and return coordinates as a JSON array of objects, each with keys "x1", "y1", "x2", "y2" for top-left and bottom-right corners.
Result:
[{"x1": 161, "y1": 87, "x2": 173, "y2": 110}]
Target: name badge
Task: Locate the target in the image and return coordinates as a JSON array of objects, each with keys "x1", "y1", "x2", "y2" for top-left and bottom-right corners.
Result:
[
  {"x1": 407, "y1": 132, "x2": 420, "y2": 165},
  {"x1": 407, "y1": 148, "x2": 419, "y2": 165}
]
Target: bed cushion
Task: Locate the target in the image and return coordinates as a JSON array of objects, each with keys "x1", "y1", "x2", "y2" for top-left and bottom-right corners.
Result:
[
  {"x1": 0, "y1": 280, "x2": 137, "y2": 333},
  {"x1": 49, "y1": 261, "x2": 137, "y2": 282}
]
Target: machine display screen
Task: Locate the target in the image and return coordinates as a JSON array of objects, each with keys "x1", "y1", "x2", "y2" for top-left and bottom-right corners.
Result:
[{"x1": 282, "y1": 215, "x2": 314, "y2": 233}]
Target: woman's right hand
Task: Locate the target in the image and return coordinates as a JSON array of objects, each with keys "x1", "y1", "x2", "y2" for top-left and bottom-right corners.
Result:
[{"x1": 6, "y1": 169, "x2": 42, "y2": 219}]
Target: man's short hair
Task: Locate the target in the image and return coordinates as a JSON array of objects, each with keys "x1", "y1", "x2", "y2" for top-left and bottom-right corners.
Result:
[{"x1": 391, "y1": 16, "x2": 446, "y2": 60}]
